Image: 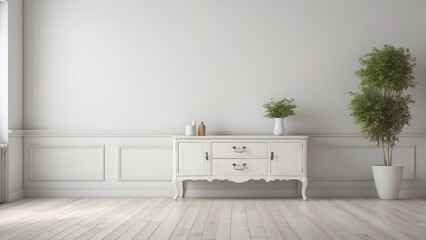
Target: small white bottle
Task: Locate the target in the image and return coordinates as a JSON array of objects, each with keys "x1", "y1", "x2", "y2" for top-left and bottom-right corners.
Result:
[
  {"x1": 185, "y1": 125, "x2": 193, "y2": 136},
  {"x1": 191, "y1": 121, "x2": 197, "y2": 136}
]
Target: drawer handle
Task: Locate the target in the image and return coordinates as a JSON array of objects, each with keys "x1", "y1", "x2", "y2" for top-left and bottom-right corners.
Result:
[
  {"x1": 232, "y1": 163, "x2": 247, "y2": 170},
  {"x1": 232, "y1": 146, "x2": 246, "y2": 153},
  {"x1": 271, "y1": 152, "x2": 274, "y2": 160},
  {"x1": 205, "y1": 152, "x2": 209, "y2": 160}
]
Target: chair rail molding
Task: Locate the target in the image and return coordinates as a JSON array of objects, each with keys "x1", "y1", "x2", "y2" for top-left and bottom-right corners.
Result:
[{"x1": 9, "y1": 129, "x2": 426, "y2": 137}]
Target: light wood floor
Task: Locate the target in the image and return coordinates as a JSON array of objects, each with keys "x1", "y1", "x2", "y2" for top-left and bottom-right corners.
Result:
[{"x1": 0, "y1": 198, "x2": 425, "y2": 240}]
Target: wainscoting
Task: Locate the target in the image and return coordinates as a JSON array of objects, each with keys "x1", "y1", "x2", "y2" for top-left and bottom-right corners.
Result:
[{"x1": 8, "y1": 130, "x2": 426, "y2": 198}]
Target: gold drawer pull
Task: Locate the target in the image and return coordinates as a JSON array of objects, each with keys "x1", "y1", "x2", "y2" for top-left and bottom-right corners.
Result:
[
  {"x1": 232, "y1": 146, "x2": 246, "y2": 153},
  {"x1": 232, "y1": 163, "x2": 247, "y2": 170},
  {"x1": 271, "y1": 152, "x2": 274, "y2": 160},
  {"x1": 205, "y1": 152, "x2": 209, "y2": 160}
]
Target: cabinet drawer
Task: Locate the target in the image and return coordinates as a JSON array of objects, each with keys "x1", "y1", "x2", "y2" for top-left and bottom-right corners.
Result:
[
  {"x1": 212, "y1": 143, "x2": 267, "y2": 158},
  {"x1": 213, "y1": 159, "x2": 267, "y2": 176}
]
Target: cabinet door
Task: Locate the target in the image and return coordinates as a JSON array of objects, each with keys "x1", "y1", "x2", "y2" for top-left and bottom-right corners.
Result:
[
  {"x1": 270, "y1": 142, "x2": 303, "y2": 175},
  {"x1": 178, "y1": 143, "x2": 211, "y2": 176}
]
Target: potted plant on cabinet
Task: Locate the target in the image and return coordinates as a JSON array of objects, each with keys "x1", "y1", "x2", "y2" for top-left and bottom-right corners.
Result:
[
  {"x1": 349, "y1": 45, "x2": 416, "y2": 199},
  {"x1": 263, "y1": 98, "x2": 297, "y2": 136}
]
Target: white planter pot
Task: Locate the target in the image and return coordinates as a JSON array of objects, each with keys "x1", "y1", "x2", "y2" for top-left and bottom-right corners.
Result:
[
  {"x1": 372, "y1": 165, "x2": 404, "y2": 200},
  {"x1": 273, "y1": 118, "x2": 285, "y2": 136}
]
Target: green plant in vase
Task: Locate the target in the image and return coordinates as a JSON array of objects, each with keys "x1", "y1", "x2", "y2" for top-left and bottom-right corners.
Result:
[{"x1": 263, "y1": 98, "x2": 296, "y2": 135}]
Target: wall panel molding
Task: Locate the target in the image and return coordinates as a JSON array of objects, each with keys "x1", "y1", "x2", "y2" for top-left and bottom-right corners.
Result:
[
  {"x1": 29, "y1": 144, "x2": 105, "y2": 181},
  {"x1": 308, "y1": 145, "x2": 415, "y2": 181},
  {"x1": 118, "y1": 146, "x2": 172, "y2": 181}
]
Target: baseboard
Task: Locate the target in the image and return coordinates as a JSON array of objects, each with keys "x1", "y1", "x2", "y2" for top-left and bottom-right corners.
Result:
[
  {"x1": 24, "y1": 188, "x2": 174, "y2": 198},
  {"x1": 23, "y1": 187, "x2": 426, "y2": 198},
  {"x1": 9, "y1": 189, "x2": 24, "y2": 202},
  {"x1": 399, "y1": 188, "x2": 426, "y2": 198},
  {"x1": 23, "y1": 187, "x2": 299, "y2": 198},
  {"x1": 308, "y1": 188, "x2": 426, "y2": 198}
]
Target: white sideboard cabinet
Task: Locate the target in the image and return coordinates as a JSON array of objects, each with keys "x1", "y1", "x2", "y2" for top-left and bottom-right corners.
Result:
[{"x1": 172, "y1": 136, "x2": 308, "y2": 200}]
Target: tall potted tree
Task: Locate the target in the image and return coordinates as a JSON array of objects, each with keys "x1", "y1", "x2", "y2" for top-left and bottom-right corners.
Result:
[{"x1": 349, "y1": 45, "x2": 416, "y2": 199}]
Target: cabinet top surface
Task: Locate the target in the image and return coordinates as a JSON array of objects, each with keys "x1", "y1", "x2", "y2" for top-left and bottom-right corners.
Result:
[{"x1": 172, "y1": 135, "x2": 309, "y2": 139}]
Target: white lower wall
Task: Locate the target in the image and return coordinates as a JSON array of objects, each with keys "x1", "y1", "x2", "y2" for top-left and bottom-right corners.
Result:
[
  {"x1": 11, "y1": 130, "x2": 426, "y2": 199},
  {"x1": 8, "y1": 134, "x2": 24, "y2": 201}
]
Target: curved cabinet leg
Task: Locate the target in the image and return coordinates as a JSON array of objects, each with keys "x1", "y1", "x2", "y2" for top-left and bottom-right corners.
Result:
[
  {"x1": 172, "y1": 178, "x2": 179, "y2": 201},
  {"x1": 301, "y1": 177, "x2": 308, "y2": 200},
  {"x1": 178, "y1": 181, "x2": 184, "y2": 198}
]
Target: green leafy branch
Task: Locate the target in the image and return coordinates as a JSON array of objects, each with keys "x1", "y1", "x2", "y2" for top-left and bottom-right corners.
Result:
[{"x1": 263, "y1": 98, "x2": 297, "y2": 119}]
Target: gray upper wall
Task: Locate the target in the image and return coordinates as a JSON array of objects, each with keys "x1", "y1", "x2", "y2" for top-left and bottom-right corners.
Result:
[
  {"x1": 8, "y1": 0, "x2": 23, "y2": 130},
  {"x1": 22, "y1": 0, "x2": 426, "y2": 131}
]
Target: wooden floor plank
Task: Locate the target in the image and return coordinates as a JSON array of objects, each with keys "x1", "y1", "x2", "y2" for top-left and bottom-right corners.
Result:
[
  {"x1": 104, "y1": 198, "x2": 166, "y2": 240},
  {"x1": 303, "y1": 199, "x2": 362, "y2": 240},
  {"x1": 0, "y1": 198, "x2": 42, "y2": 217},
  {"x1": 8, "y1": 198, "x2": 103, "y2": 240},
  {"x1": 347, "y1": 199, "x2": 425, "y2": 239},
  {"x1": 0, "y1": 198, "x2": 78, "y2": 236},
  {"x1": 118, "y1": 198, "x2": 172, "y2": 240},
  {"x1": 88, "y1": 198, "x2": 158, "y2": 240},
  {"x1": 187, "y1": 199, "x2": 213, "y2": 240},
  {"x1": 0, "y1": 198, "x2": 424, "y2": 240},
  {"x1": 230, "y1": 199, "x2": 250, "y2": 240},
  {"x1": 58, "y1": 198, "x2": 136, "y2": 240},
  {"x1": 169, "y1": 199, "x2": 204, "y2": 240},
  {"x1": 69, "y1": 198, "x2": 145, "y2": 240},
  {"x1": 245, "y1": 199, "x2": 267, "y2": 238},
  {"x1": 32, "y1": 198, "x2": 118, "y2": 240},
  {"x1": 147, "y1": 198, "x2": 194, "y2": 240},
  {"x1": 133, "y1": 222, "x2": 161, "y2": 240},
  {"x1": 265, "y1": 200, "x2": 300, "y2": 240},
  {"x1": 48, "y1": 198, "x2": 129, "y2": 240},
  {"x1": 274, "y1": 199, "x2": 329, "y2": 240},
  {"x1": 130, "y1": 200, "x2": 177, "y2": 240},
  {"x1": 0, "y1": 198, "x2": 72, "y2": 231},
  {"x1": 334, "y1": 199, "x2": 409, "y2": 240},
  {"x1": 216, "y1": 199, "x2": 232, "y2": 240},
  {"x1": 321, "y1": 199, "x2": 390, "y2": 239},
  {"x1": 201, "y1": 199, "x2": 222, "y2": 240},
  {"x1": 254, "y1": 199, "x2": 284, "y2": 240}
]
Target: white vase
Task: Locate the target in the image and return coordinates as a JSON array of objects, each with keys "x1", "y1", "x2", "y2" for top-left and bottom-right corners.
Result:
[
  {"x1": 372, "y1": 165, "x2": 404, "y2": 200},
  {"x1": 273, "y1": 118, "x2": 285, "y2": 136}
]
